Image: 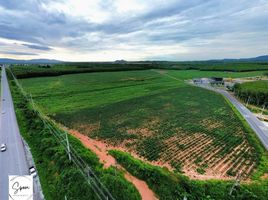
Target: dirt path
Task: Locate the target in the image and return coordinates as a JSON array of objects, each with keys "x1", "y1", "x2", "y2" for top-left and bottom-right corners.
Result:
[
  {"x1": 124, "y1": 171, "x2": 157, "y2": 200},
  {"x1": 69, "y1": 130, "x2": 158, "y2": 200}
]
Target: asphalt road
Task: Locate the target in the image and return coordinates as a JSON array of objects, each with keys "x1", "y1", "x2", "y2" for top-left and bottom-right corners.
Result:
[
  {"x1": 198, "y1": 83, "x2": 268, "y2": 150},
  {"x1": 0, "y1": 67, "x2": 29, "y2": 199}
]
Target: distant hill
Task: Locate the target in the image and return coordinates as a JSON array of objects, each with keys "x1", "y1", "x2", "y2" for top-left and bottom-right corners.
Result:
[
  {"x1": 0, "y1": 58, "x2": 63, "y2": 64},
  {"x1": 0, "y1": 55, "x2": 267, "y2": 64},
  {"x1": 213, "y1": 55, "x2": 268, "y2": 62},
  {"x1": 242, "y1": 55, "x2": 268, "y2": 61}
]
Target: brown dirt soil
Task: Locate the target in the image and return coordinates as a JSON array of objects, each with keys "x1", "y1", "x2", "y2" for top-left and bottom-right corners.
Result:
[
  {"x1": 201, "y1": 119, "x2": 223, "y2": 130},
  {"x1": 183, "y1": 168, "x2": 231, "y2": 180},
  {"x1": 69, "y1": 129, "x2": 158, "y2": 200},
  {"x1": 65, "y1": 123, "x2": 254, "y2": 181},
  {"x1": 158, "y1": 70, "x2": 167, "y2": 74},
  {"x1": 124, "y1": 171, "x2": 158, "y2": 200},
  {"x1": 147, "y1": 117, "x2": 161, "y2": 127},
  {"x1": 261, "y1": 173, "x2": 268, "y2": 179},
  {"x1": 127, "y1": 128, "x2": 154, "y2": 138},
  {"x1": 70, "y1": 129, "x2": 117, "y2": 167},
  {"x1": 77, "y1": 122, "x2": 100, "y2": 133}
]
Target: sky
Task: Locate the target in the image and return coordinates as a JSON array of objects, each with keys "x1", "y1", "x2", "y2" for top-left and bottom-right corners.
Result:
[{"x1": 0, "y1": 0, "x2": 267, "y2": 61}]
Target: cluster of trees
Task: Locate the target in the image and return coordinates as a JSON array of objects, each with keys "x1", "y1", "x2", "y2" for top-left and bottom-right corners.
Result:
[
  {"x1": 8, "y1": 72, "x2": 141, "y2": 200},
  {"x1": 234, "y1": 81, "x2": 268, "y2": 107},
  {"x1": 109, "y1": 150, "x2": 268, "y2": 200},
  {"x1": 11, "y1": 63, "x2": 153, "y2": 78},
  {"x1": 11, "y1": 61, "x2": 268, "y2": 80}
]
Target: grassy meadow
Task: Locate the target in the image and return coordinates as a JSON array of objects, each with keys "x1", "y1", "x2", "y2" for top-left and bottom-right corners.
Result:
[{"x1": 18, "y1": 69, "x2": 268, "y2": 113}]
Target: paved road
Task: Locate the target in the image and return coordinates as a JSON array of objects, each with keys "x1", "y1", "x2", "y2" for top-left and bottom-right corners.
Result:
[
  {"x1": 0, "y1": 67, "x2": 30, "y2": 199},
  {"x1": 197, "y1": 83, "x2": 268, "y2": 150}
]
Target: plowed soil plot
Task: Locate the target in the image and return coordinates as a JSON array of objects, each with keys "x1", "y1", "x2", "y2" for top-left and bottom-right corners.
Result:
[{"x1": 20, "y1": 70, "x2": 263, "y2": 180}]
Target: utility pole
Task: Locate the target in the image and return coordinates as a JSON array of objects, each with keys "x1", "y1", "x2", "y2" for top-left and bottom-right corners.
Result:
[
  {"x1": 261, "y1": 104, "x2": 266, "y2": 115},
  {"x1": 246, "y1": 96, "x2": 251, "y2": 107},
  {"x1": 229, "y1": 173, "x2": 241, "y2": 196},
  {"x1": 65, "y1": 132, "x2": 71, "y2": 161},
  {"x1": 30, "y1": 94, "x2": 36, "y2": 110}
]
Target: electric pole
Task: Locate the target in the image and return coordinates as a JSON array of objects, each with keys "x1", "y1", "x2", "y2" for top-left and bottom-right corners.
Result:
[
  {"x1": 229, "y1": 173, "x2": 241, "y2": 195},
  {"x1": 246, "y1": 96, "x2": 251, "y2": 107},
  {"x1": 261, "y1": 104, "x2": 266, "y2": 115},
  {"x1": 65, "y1": 132, "x2": 71, "y2": 161}
]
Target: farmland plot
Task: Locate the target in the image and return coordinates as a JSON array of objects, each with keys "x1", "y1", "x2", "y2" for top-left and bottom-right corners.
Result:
[{"x1": 19, "y1": 70, "x2": 264, "y2": 179}]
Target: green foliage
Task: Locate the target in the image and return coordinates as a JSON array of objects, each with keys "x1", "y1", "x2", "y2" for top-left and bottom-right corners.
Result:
[
  {"x1": 9, "y1": 76, "x2": 141, "y2": 200},
  {"x1": 165, "y1": 70, "x2": 268, "y2": 79},
  {"x1": 196, "y1": 167, "x2": 206, "y2": 174},
  {"x1": 153, "y1": 61, "x2": 268, "y2": 72},
  {"x1": 53, "y1": 86, "x2": 260, "y2": 177},
  {"x1": 18, "y1": 70, "x2": 267, "y2": 178},
  {"x1": 11, "y1": 63, "x2": 153, "y2": 78},
  {"x1": 19, "y1": 70, "x2": 184, "y2": 114},
  {"x1": 11, "y1": 68, "x2": 268, "y2": 198},
  {"x1": 234, "y1": 81, "x2": 268, "y2": 106},
  {"x1": 109, "y1": 150, "x2": 189, "y2": 200},
  {"x1": 100, "y1": 167, "x2": 141, "y2": 200},
  {"x1": 109, "y1": 150, "x2": 268, "y2": 200},
  {"x1": 11, "y1": 61, "x2": 268, "y2": 80}
]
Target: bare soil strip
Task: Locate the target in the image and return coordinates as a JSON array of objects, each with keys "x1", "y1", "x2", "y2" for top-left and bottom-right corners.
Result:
[{"x1": 69, "y1": 129, "x2": 158, "y2": 200}]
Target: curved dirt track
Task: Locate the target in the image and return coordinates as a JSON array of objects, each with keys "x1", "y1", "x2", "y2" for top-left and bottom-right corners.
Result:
[{"x1": 69, "y1": 130, "x2": 158, "y2": 200}]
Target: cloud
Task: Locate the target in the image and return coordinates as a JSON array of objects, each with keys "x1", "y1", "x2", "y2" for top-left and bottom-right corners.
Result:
[
  {"x1": 22, "y1": 44, "x2": 52, "y2": 51},
  {"x1": 0, "y1": 51, "x2": 38, "y2": 56},
  {"x1": 0, "y1": 0, "x2": 268, "y2": 61}
]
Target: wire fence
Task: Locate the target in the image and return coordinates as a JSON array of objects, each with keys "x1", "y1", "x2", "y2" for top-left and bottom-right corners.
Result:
[{"x1": 8, "y1": 68, "x2": 115, "y2": 200}]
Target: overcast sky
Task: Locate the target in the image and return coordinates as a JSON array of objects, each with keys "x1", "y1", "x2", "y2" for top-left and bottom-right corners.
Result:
[{"x1": 0, "y1": 0, "x2": 267, "y2": 61}]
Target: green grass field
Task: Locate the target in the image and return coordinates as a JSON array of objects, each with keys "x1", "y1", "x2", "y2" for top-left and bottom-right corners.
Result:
[
  {"x1": 185, "y1": 62, "x2": 268, "y2": 72},
  {"x1": 236, "y1": 80, "x2": 268, "y2": 93},
  {"x1": 18, "y1": 69, "x2": 268, "y2": 179},
  {"x1": 165, "y1": 69, "x2": 268, "y2": 79},
  {"x1": 19, "y1": 69, "x2": 267, "y2": 113},
  {"x1": 19, "y1": 70, "x2": 184, "y2": 113}
]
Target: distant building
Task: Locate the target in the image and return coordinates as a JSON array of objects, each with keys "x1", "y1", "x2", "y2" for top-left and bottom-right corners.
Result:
[
  {"x1": 193, "y1": 78, "x2": 202, "y2": 84},
  {"x1": 193, "y1": 78, "x2": 210, "y2": 84},
  {"x1": 210, "y1": 77, "x2": 224, "y2": 85}
]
